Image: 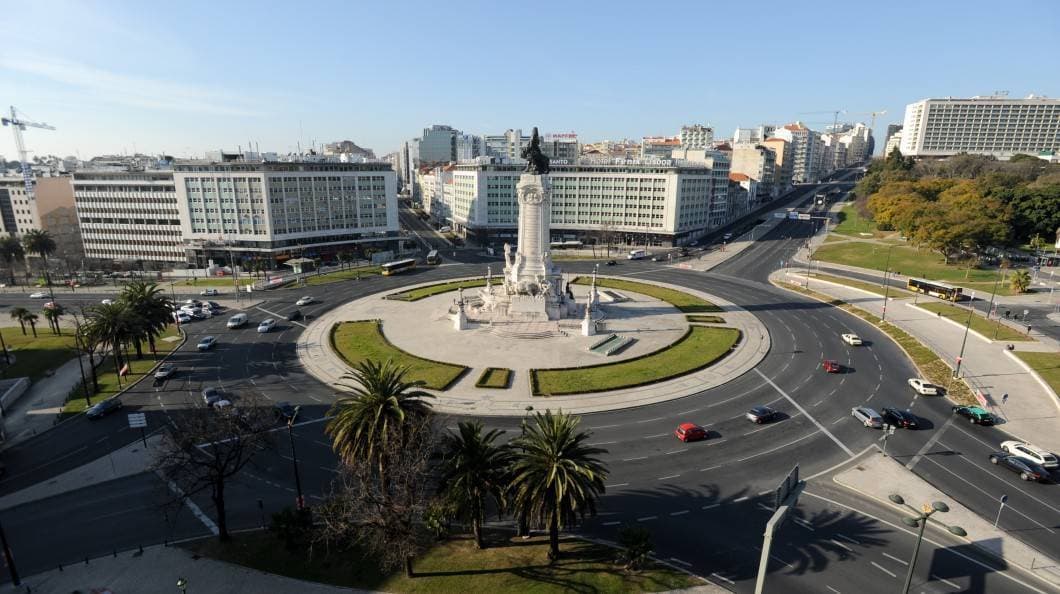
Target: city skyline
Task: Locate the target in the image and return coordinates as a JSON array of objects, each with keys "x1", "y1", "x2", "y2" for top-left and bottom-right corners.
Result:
[{"x1": 3, "y1": 0, "x2": 1059, "y2": 158}]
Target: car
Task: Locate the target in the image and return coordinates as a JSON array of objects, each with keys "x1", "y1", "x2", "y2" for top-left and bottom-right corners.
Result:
[
  {"x1": 438, "y1": 225, "x2": 452, "y2": 233},
  {"x1": 1000, "y1": 441, "x2": 1058, "y2": 469},
  {"x1": 86, "y1": 398, "x2": 123, "y2": 419},
  {"x1": 257, "y1": 319, "x2": 276, "y2": 333},
  {"x1": 908, "y1": 378, "x2": 939, "y2": 396},
  {"x1": 606, "y1": 260, "x2": 617, "y2": 266},
  {"x1": 180, "y1": 305, "x2": 200, "y2": 314},
  {"x1": 287, "y1": 309, "x2": 303, "y2": 321},
  {"x1": 28, "y1": 291, "x2": 48, "y2": 299},
  {"x1": 880, "y1": 407, "x2": 918, "y2": 429},
  {"x1": 154, "y1": 364, "x2": 176, "y2": 380},
  {"x1": 296, "y1": 296, "x2": 314, "y2": 306},
  {"x1": 952, "y1": 405, "x2": 995, "y2": 425},
  {"x1": 200, "y1": 288, "x2": 220, "y2": 296},
  {"x1": 746, "y1": 406, "x2": 778, "y2": 424},
  {"x1": 273, "y1": 401, "x2": 298, "y2": 422},
  {"x1": 226, "y1": 313, "x2": 248, "y2": 328},
  {"x1": 841, "y1": 333, "x2": 863, "y2": 346},
  {"x1": 197, "y1": 336, "x2": 217, "y2": 351},
  {"x1": 822, "y1": 359, "x2": 841, "y2": 373},
  {"x1": 173, "y1": 312, "x2": 192, "y2": 324},
  {"x1": 192, "y1": 309, "x2": 211, "y2": 320},
  {"x1": 100, "y1": 299, "x2": 114, "y2": 305},
  {"x1": 851, "y1": 406, "x2": 884, "y2": 428},
  {"x1": 202, "y1": 387, "x2": 224, "y2": 406},
  {"x1": 212, "y1": 399, "x2": 233, "y2": 410},
  {"x1": 207, "y1": 301, "x2": 223, "y2": 311},
  {"x1": 650, "y1": 255, "x2": 663, "y2": 262},
  {"x1": 988, "y1": 452, "x2": 1050, "y2": 482},
  {"x1": 184, "y1": 299, "x2": 203, "y2": 306},
  {"x1": 674, "y1": 422, "x2": 708, "y2": 442}
]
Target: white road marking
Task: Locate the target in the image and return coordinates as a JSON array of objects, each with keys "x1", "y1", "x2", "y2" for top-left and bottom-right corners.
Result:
[
  {"x1": 826, "y1": 586, "x2": 841, "y2": 594},
  {"x1": 603, "y1": 521, "x2": 621, "y2": 526},
  {"x1": 792, "y1": 517, "x2": 814, "y2": 531},
  {"x1": 622, "y1": 456, "x2": 648, "y2": 462},
  {"x1": 657, "y1": 474, "x2": 681, "y2": 480},
  {"x1": 707, "y1": 438, "x2": 728, "y2": 446},
  {"x1": 835, "y1": 533, "x2": 860, "y2": 545},
  {"x1": 871, "y1": 561, "x2": 897, "y2": 578},
  {"x1": 589, "y1": 440, "x2": 618, "y2": 446},
  {"x1": 702, "y1": 503, "x2": 720, "y2": 510},
  {"x1": 736, "y1": 431, "x2": 818, "y2": 463},
  {"x1": 605, "y1": 483, "x2": 629, "y2": 489},
  {"x1": 934, "y1": 443, "x2": 1060, "y2": 518},
  {"x1": 664, "y1": 449, "x2": 685, "y2": 455},
  {"x1": 882, "y1": 552, "x2": 908, "y2": 566},
  {"x1": 733, "y1": 496, "x2": 749, "y2": 503},
  {"x1": 710, "y1": 573, "x2": 735, "y2": 585},
  {"x1": 771, "y1": 554, "x2": 794, "y2": 569},
  {"x1": 636, "y1": 417, "x2": 664, "y2": 423},
  {"x1": 644, "y1": 433, "x2": 670, "y2": 439},
  {"x1": 669, "y1": 557, "x2": 693, "y2": 567},
  {"x1": 830, "y1": 538, "x2": 852, "y2": 552},
  {"x1": 636, "y1": 515, "x2": 658, "y2": 522},
  {"x1": 832, "y1": 417, "x2": 845, "y2": 425},
  {"x1": 754, "y1": 368, "x2": 854, "y2": 457},
  {"x1": 931, "y1": 574, "x2": 960, "y2": 589},
  {"x1": 905, "y1": 415, "x2": 956, "y2": 470},
  {"x1": 669, "y1": 510, "x2": 690, "y2": 516},
  {"x1": 158, "y1": 470, "x2": 218, "y2": 536},
  {"x1": 700, "y1": 465, "x2": 721, "y2": 472}
]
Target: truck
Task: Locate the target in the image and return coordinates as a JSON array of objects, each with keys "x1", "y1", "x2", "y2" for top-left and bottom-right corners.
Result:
[{"x1": 628, "y1": 249, "x2": 647, "y2": 260}]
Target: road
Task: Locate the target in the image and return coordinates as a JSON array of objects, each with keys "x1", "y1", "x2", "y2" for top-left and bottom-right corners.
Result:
[{"x1": 0, "y1": 177, "x2": 1056, "y2": 592}]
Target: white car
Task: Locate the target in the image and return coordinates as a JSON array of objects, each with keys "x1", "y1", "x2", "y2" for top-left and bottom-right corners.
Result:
[
  {"x1": 907, "y1": 378, "x2": 939, "y2": 396},
  {"x1": 841, "y1": 333, "x2": 863, "y2": 346},
  {"x1": 200, "y1": 288, "x2": 220, "y2": 297},
  {"x1": 154, "y1": 364, "x2": 176, "y2": 380},
  {"x1": 1001, "y1": 440, "x2": 1058, "y2": 469},
  {"x1": 101, "y1": 299, "x2": 114, "y2": 305},
  {"x1": 173, "y1": 312, "x2": 192, "y2": 324},
  {"x1": 29, "y1": 291, "x2": 48, "y2": 299},
  {"x1": 296, "y1": 296, "x2": 314, "y2": 306},
  {"x1": 257, "y1": 318, "x2": 276, "y2": 333}
]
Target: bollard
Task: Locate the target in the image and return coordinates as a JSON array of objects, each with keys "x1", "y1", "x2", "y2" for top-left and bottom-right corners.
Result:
[
  {"x1": 139, "y1": 544, "x2": 143, "y2": 554},
  {"x1": 84, "y1": 557, "x2": 88, "y2": 565},
  {"x1": 58, "y1": 564, "x2": 62, "y2": 572}
]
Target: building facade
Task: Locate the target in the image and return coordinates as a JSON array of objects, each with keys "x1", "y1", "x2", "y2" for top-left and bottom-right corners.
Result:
[
  {"x1": 730, "y1": 143, "x2": 778, "y2": 199},
  {"x1": 680, "y1": 124, "x2": 714, "y2": 149},
  {"x1": 773, "y1": 123, "x2": 822, "y2": 183},
  {"x1": 640, "y1": 136, "x2": 682, "y2": 159},
  {"x1": 900, "y1": 95, "x2": 1060, "y2": 159}
]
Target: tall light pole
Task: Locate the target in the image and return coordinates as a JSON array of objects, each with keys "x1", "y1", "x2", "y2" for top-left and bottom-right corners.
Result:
[
  {"x1": 887, "y1": 494, "x2": 966, "y2": 594},
  {"x1": 953, "y1": 290, "x2": 976, "y2": 378},
  {"x1": 881, "y1": 244, "x2": 896, "y2": 322},
  {"x1": 287, "y1": 405, "x2": 305, "y2": 509}
]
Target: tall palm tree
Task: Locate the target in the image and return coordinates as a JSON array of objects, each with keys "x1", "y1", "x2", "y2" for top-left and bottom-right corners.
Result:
[
  {"x1": 438, "y1": 421, "x2": 514, "y2": 549},
  {"x1": 83, "y1": 302, "x2": 139, "y2": 381},
  {"x1": 42, "y1": 304, "x2": 64, "y2": 335},
  {"x1": 24, "y1": 313, "x2": 39, "y2": 338},
  {"x1": 8, "y1": 307, "x2": 29, "y2": 335},
  {"x1": 0, "y1": 235, "x2": 24, "y2": 286},
  {"x1": 1010, "y1": 269, "x2": 1032, "y2": 294},
  {"x1": 509, "y1": 410, "x2": 609, "y2": 563},
  {"x1": 119, "y1": 281, "x2": 172, "y2": 359},
  {"x1": 325, "y1": 359, "x2": 434, "y2": 481},
  {"x1": 21, "y1": 229, "x2": 57, "y2": 289}
]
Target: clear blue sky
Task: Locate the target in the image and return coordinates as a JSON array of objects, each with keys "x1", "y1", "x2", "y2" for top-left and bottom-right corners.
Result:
[{"x1": 3, "y1": 0, "x2": 1058, "y2": 159}]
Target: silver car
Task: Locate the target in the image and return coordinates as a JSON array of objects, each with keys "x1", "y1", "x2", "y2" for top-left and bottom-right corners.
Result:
[{"x1": 851, "y1": 406, "x2": 884, "y2": 428}]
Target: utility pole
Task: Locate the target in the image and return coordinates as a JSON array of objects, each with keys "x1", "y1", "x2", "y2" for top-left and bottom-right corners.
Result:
[
  {"x1": 881, "y1": 244, "x2": 896, "y2": 322},
  {"x1": 953, "y1": 290, "x2": 976, "y2": 378}
]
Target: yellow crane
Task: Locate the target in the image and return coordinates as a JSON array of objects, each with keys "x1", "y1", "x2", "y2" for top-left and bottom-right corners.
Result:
[
  {"x1": 2, "y1": 106, "x2": 56, "y2": 200},
  {"x1": 850, "y1": 110, "x2": 888, "y2": 129}
]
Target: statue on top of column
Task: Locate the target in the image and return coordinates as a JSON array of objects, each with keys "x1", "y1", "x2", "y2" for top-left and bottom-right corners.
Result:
[{"x1": 521, "y1": 127, "x2": 551, "y2": 175}]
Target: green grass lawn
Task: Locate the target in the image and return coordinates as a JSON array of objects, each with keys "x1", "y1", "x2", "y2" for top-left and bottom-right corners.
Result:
[
  {"x1": 0, "y1": 331, "x2": 78, "y2": 382},
  {"x1": 388, "y1": 279, "x2": 487, "y2": 301},
  {"x1": 475, "y1": 367, "x2": 512, "y2": 389},
  {"x1": 808, "y1": 273, "x2": 913, "y2": 297},
  {"x1": 832, "y1": 204, "x2": 880, "y2": 237},
  {"x1": 330, "y1": 321, "x2": 466, "y2": 390},
  {"x1": 304, "y1": 266, "x2": 382, "y2": 286},
  {"x1": 62, "y1": 325, "x2": 184, "y2": 415},
  {"x1": 186, "y1": 531, "x2": 698, "y2": 594},
  {"x1": 533, "y1": 326, "x2": 739, "y2": 396},
  {"x1": 685, "y1": 314, "x2": 724, "y2": 324},
  {"x1": 822, "y1": 234, "x2": 849, "y2": 243},
  {"x1": 1013, "y1": 352, "x2": 1060, "y2": 397},
  {"x1": 173, "y1": 277, "x2": 254, "y2": 287},
  {"x1": 812, "y1": 242, "x2": 1022, "y2": 296},
  {"x1": 572, "y1": 277, "x2": 721, "y2": 313},
  {"x1": 914, "y1": 302, "x2": 1031, "y2": 342}
]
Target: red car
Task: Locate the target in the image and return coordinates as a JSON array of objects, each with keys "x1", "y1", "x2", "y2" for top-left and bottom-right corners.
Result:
[
  {"x1": 674, "y1": 422, "x2": 708, "y2": 442},
  {"x1": 823, "y1": 359, "x2": 841, "y2": 373}
]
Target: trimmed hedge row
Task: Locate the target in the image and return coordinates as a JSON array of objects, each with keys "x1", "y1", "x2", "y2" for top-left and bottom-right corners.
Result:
[{"x1": 385, "y1": 278, "x2": 488, "y2": 302}]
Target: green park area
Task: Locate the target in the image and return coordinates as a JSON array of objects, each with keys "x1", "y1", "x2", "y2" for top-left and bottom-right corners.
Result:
[
  {"x1": 1013, "y1": 352, "x2": 1060, "y2": 397},
  {"x1": 832, "y1": 204, "x2": 882, "y2": 237},
  {"x1": 572, "y1": 277, "x2": 721, "y2": 313},
  {"x1": 475, "y1": 367, "x2": 512, "y2": 389},
  {"x1": 304, "y1": 266, "x2": 382, "y2": 286},
  {"x1": 807, "y1": 272, "x2": 913, "y2": 297},
  {"x1": 686, "y1": 314, "x2": 724, "y2": 324},
  {"x1": 188, "y1": 531, "x2": 698, "y2": 594},
  {"x1": 388, "y1": 278, "x2": 487, "y2": 301},
  {"x1": 914, "y1": 302, "x2": 1031, "y2": 342},
  {"x1": 330, "y1": 321, "x2": 466, "y2": 390},
  {"x1": 0, "y1": 332, "x2": 78, "y2": 382},
  {"x1": 532, "y1": 326, "x2": 739, "y2": 396}
]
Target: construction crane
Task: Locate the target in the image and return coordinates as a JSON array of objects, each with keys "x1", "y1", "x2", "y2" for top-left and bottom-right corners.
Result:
[
  {"x1": 2, "y1": 106, "x2": 56, "y2": 199},
  {"x1": 850, "y1": 110, "x2": 888, "y2": 129},
  {"x1": 798, "y1": 110, "x2": 847, "y2": 132}
]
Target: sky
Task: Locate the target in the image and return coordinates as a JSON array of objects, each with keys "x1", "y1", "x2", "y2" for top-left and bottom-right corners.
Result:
[{"x1": 3, "y1": 0, "x2": 1059, "y2": 159}]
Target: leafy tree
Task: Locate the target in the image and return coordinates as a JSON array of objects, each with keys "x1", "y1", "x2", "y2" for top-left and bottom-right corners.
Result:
[
  {"x1": 438, "y1": 420, "x2": 514, "y2": 549},
  {"x1": 0, "y1": 235, "x2": 24, "y2": 285},
  {"x1": 119, "y1": 281, "x2": 173, "y2": 359},
  {"x1": 83, "y1": 302, "x2": 140, "y2": 378},
  {"x1": 1010, "y1": 269, "x2": 1032, "y2": 293},
  {"x1": 508, "y1": 410, "x2": 609, "y2": 562},
  {"x1": 21, "y1": 229, "x2": 57, "y2": 287},
  {"x1": 41, "y1": 304, "x2": 64, "y2": 335},
  {"x1": 616, "y1": 525, "x2": 654, "y2": 572},
  {"x1": 8, "y1": 307, "x2": 29, "y2": 335}
]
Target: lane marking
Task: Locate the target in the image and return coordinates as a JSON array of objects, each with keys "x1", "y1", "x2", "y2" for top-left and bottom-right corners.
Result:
[
  {"x1": 605, "y1": 483, "x2": 629, "y2": 489},
  {"x1": 603, "y1": 521, "x2": 621, "y2": 526},
  {"x1": 826, "y1": 586, "x2": 841, "y2": 594},
  {"x1": 882, "y1": 552, "x2": 908, "y2": 566},
  {"x1": 669, "y1": 557, "x2": 693, "y2": 567},
  {"x1": 733, "y1": 496, "x2": 749, "y2": 503},
  {"x1": 931, "y1": 574, "x2": 960, "y2": 589},
  {"x1": 636, "y1": 417, "x2": 665, "y2": 423},
  {"x1": 792, "y1": 517, "x2": 814, "y2": 531},
  {"x1": 830, "y1": 538, "x2": 853, "y2": 552},
  {"x1": 702, "y1": 503, "x2": 720, "y2": 510},
  {"x1": 835, "y1": 533, "x2": 860, "y2": 545},
  {"x1": 157, "y1": 470, "x2": 218, "y2": 536},
  {"x1": 934, "y1": 443, "x2": 1060, "y2": 518},
  {"x1": 754, "y1": 368, "x2": 854, "y2": 457},
  {"x1": 636, "y1": 515, "x2": 658, "y2": 522},
  {"x1": 664, "y1": 449, "x2": 685, "y2": 455},
  {"x1": 770, "y1": 554, "x2": 794, "y2": 569},
  {"x1": 254, "y1": 305, "x2": 307, "y2": 328},
  {"x1": 905, "y1": 415, "x2": 956, "y2": 470},
  {"x1": 622, "y1": 456, "x2": 648, "y2": 462},
  {"x1": 710, "y1": 573, "x2": 735, "y2": 586},
  {"x1": 669, "y1": 510, "x2": 690, "y2": 516},
  {"x1": 871, "y1": 561, "x2": 897, "y2": 578},
  {"x1": 657, "y1": 474, "x2": 681, "y2": 481},
  {"x1": 699, "y1": 465, "x2": 721, "y2": 472},
  {"x1": 736, "y1": 431, "x2": 818, "y2": 463}
]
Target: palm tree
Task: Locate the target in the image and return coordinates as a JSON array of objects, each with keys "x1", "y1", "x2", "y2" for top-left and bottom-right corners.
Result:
[
  {"x1": 42, "y1": 304, "x2": 64, "y2": 335},
  {"x1": 24, "y1": 313, "x2": 39, "y2": 338},
  {"x1": 509, "y1": 410, "x2": 609, "y2": 563},
  {"x1": 1010, "y1": 269, "x2": 1032, "y2": 294},
  {"x1": 9, "y1": 307, "x2": 29, "y2": 335},
  {"x1": 438, "y1": 421, "x2": 514, "y2": 549},
  {"x1": 325, "y1": 359, "x2": 434, "y2": 481},
  {"x1": 83, "y1": 302, "x2": 139, "y2": 383},
  {"x1": 119, "y1": 281, "x2": 173, "y2": 359},
  {"x1": 0, "y1": 235, "x2": 24, "y2": 286},
  {"x1": 21, "y1": 229, "x2": 57, "y2": 290}
]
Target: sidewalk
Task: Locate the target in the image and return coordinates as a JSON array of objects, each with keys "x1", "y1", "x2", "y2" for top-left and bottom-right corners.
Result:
[
  {"x1": 835, "y1": 450, "x2": 1060, "y2": 588},
  {"x1": 0, "y1": 353, "x2": 88, "y2": 449},
  {"x1": 775, "y1": 268, "x2": 1060, "y2": 453}
]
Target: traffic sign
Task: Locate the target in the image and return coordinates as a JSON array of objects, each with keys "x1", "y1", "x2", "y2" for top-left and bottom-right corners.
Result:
[
  {"x1": 1000, "y1": 494, "x2": 1009, "y2": 504},
  {"x1": 773, "y1": 212, "x2": 787, "y2": 219},
  {"x1": 797, "y1": 214, "x2": 812, "y2": 221},
  {"x1": 788, "y1": 212, "x2": 799, "y2": 220},
  {"x1": 128, "y1": 413, "x2": 147, "y2": 429},
  {"x1": 774, "y1": 464, "x2": 799, "y2": 510}
]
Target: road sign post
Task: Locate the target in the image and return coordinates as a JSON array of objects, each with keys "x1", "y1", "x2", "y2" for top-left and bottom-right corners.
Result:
[
  {"x1": 994, "y1": 494, "x2": 1008, "y2": 528},
  {"x1": 756, "y1": 465, "x2": 803, "y2": 594},
  {"x1": 881, "y1": 424, "x2": 897, "y2": 457},
  {"x1": 128, "y1": 412, "x2": 148, "y2": 447}
]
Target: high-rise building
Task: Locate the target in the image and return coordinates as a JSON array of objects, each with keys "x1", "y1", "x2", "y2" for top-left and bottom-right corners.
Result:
[
  {"x1": 541, "y1": 133, "x2": 580, "y2": 163},
  {"x1": 730, "y1": 144, "x2": 778, "y2": 200},
  {"x1": 323, "y1": 140, "x2": 376, "y2": 160},
  {"x1": 760, "y1": 137, "x2": 793, "y2": 193},
  {"x1": 680, "y1": 124, "x2": 714, "y2": 149},
  {"x1": 882, "y1": 124, "x2": 903, "y2": 155},
  {"x1": 773, "y1": 123, "x2": 821, "y2": 183},
  {"x1": 455, "y1": 134, "x2": 484, "y2": 161},
  {"x1": 900, "y1": 95, "x2": 1060, "y2": 159},
  {"x1": 0, "y1": 176, "x2": 83, "y2": 267}
]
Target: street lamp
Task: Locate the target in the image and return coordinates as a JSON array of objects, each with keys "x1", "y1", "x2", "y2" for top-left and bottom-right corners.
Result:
[
  {"x1": 880, "y1": 244, "x2": 897, "y2": 322},
  {"x1": 888, "y1": 494, "x2": 967, "y2": 594},
  {"x1": 287, "y1": 405, "x2": 305, "y2": 509},
  {"x1": 176, "y1": 577, "x2": 187, "y2": 593},
  {"x1": 953, "y1": 290, "x2": 977, "y2": 378}
]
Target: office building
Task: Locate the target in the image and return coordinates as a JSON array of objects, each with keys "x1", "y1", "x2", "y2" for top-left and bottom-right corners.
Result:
[
  {"x1": 773, "y1": 122, "x2": 822, "y2": 183},
  {"x1": 680, "y1": 124, "x2": 714, "y2": 149},
  {"x1": 900, "y1": 95, "x2": 1060, "y2": 159},
  {"x1": 883, "y1": 124, "x2": 903, "y2": 154},
  {"x1": 484, "y1": 129, "x2": 531, "y2": 161},
  {"x1": 323, "y1": 140, "x2": 376, "y2": 160},
  {"x1": 541, "y1": 133, "x2": 580, "y2": 163},
  {"x1": 883, "y1": 130, "x2": 904, "y2": 157}
]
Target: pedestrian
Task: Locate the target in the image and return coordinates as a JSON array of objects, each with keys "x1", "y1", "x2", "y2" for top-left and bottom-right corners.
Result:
[{"x1": 1002, "y1": 393, "x2": 1009, "y2": 405}]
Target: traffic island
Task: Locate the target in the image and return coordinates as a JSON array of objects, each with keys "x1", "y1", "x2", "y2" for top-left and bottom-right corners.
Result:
[{"x1": 329, "y1": 321, "x2": 468, "y2": 390}]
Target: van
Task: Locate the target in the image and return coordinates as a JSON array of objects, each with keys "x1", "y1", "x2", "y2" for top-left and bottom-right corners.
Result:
[
  {"x1": 226, "y1": 313, "x2": 248, "y2": 329},
  {"x1": 628, "y1": 249, "x2": 647, "y2": 260}
]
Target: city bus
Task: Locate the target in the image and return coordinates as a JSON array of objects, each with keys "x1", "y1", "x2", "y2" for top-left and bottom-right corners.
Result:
[
  {"x1": 425, "y1": 250, "x2": 441, "y2": 265},
  {"x1": 381, "y1": 258, "x2": 417, "y2": 276},
  {"x1": 907, "y1": 277, "x2": 968, "y2": 302}
]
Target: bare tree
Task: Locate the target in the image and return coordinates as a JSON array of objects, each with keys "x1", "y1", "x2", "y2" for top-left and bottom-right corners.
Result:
[
  {"x1": 316, "y1": 415, "x2": 436, "y2": 577},
  {"x1": 153, "y1": 397, "x2": 275, "y2": 542}
]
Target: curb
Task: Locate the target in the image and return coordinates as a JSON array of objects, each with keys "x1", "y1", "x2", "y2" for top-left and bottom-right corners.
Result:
[
  {"x1": 906, "y1": 302, "x2": 994, "y2": 344},
  {"x1": 1004, "y1": 349, "x2": 1060, "y2": 413}
]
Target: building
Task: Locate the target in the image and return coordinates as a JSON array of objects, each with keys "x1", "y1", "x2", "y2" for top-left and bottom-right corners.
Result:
[
  {"x1": 323, "y1": 140, "x2": 376, "y2": 160},
  {"x1": 883, "y1": 130, "x2": 904, "y2": 157},
  {"x1": 455, "y1": 134, "x2": 484, "y2": 161},
  {"x1": 760, "y1": 137, "x2": 793, "y2": 193},
  {"x1": 730, "y1": 143, "x2": 778, "y2": 200},
  {"x1": 72, "y1": 168, "x2": 185, "y2": 266},
  {"x1": 581, "y1": 139, "x2": 640, "y2": 160},
  {"x1": 727, "y1": 173, "x2": 756, "y2": 219},
  {"x1": 680, "y1": 124, "x2": 714, "y2": 149},
  {"x1": 422, "y1": 157, "x2": 730, "y2": 247},
  {"x1": 173, "y1": 159, "x2": 398, "y2": 267},
  {"x1": 484, "y1": 129, "x2": 531, "y2": 161},
  {"x1": 900, "y1": 95, "x2": 1060, "y2": 159},
  {"x1": 773, "y1": 123, "x2": 822, "y2": 183},
  {"x1": 416, "y1": 125, "x2": 461, "y2": 163},
  {"x1": 883, "y1": 124, "x2": 903, "y2": 154},
  {"x1": 640, "y1": 136, "x2": 682, "y2": 159},
  {"x1": 541, "y1": 133, "x2": 580, "y2": 163}
]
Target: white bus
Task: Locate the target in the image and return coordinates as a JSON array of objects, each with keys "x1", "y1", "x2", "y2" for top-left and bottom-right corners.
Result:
[{"x1": 628, "y1": 249, "x2": 647, "y2": 260}]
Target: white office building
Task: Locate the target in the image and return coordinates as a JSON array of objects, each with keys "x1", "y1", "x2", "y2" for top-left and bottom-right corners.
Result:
[
  {"x1": 680, "y1": 124, "x2": 714, "y2": 149},
  {"x1": 900, "y1": 95, "x2": 1060, "y2": 159}
]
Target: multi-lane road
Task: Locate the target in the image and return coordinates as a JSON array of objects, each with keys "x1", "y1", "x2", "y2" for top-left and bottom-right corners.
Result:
[{"x1": 0, "y1": 184, "x2": 1057, "y2": 593}]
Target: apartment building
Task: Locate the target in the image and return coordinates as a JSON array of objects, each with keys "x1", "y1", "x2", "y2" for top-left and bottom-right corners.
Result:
[
  {"x1": 680, "y1": 124, "x2": 714, "y2": 149},
  {"x1": 729, "y1": 143, "x2": 778, "y2": 200},
  {"x1": 760, "y1": 137, "x2": 793, "y2": 192},
  {"x1": 773, "y1": 123, "x2": 822, "y2": 183},
  {"x1": 901, "y1": 95, "x2": 1060, "y2": 159},
  {"x1": 640, "y1": 136, "x2": 682, "y2": 159}
]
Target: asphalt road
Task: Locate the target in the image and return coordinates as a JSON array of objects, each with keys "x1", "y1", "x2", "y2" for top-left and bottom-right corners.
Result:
[{"x1": 0, "y1": 178, "x2": 1057, "y2": 592}]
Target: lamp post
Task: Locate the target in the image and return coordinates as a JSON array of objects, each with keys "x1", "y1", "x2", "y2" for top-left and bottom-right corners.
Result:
[
  {"x1": 176, "y1": 577, "x2": 188, "y2": 593},
  {"x1": 953, "y1": 290, "x2": 977, "y2": 378},
  {"x1": 881, "y1": 244, "x2": 896, "y2": 322},
  {"x1": 287, "y1": 405, "x2": 305, "y2": 509},
  {"x1": 888, "y1": 494, "x2": 966, "y2": 594}
]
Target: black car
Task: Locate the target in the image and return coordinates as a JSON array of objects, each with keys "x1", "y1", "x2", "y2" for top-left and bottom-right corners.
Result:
[
  {"x1": 745, "y1": 406, "x2": 778, "y2": 424},
  {"x1": 86, "y1": 398, "x2": 123, "y2": 419},
  {"x1": 952, "y1": 405, "x2": 995, "y2": 425},
  {"x1": 207, "y1": 301, "x2": 223, "y2": 311},
  {"x1": 881, "y1": 407, "x2": 919, "y2": 429},
  {"x1": 606, "y1": 260, "x2": 617, "y2": 266},
  {"x1": 202, "y1": 387, "x2": 224, "y2": 406},
  {"x1": 287, "y1": 309, "x2": 303, "y2": 321},
  {"x1": 988, "y1": 452, "x2": 1050, "y2": 482},
  {"x1": 273, "y1": 401, "x2": 298, "y2": 422}
]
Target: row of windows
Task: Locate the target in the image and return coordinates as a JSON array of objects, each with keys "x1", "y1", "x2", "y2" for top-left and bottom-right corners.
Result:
[{"x1": 80, "y1": 218, "x2": 181, "y2": 226}]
